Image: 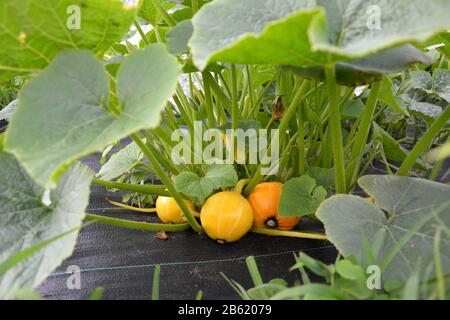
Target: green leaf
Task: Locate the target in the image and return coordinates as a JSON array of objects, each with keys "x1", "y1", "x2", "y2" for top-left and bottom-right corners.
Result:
[
  {"x1": 190, "y1": 0, "x2": 450, "y2": 70},
  {"x1": 175, "y1": 164, "x2": 238, "y2": 199},
  {"x1": 271, "y1": 283, "x2": 348, "y2": 300},
  {"x1": 97, "y1": 141, "x2": 143, "y2": 181},
  {"x1": 0, "y1": 152, "x2": 93, "y2": 298},
  {"x1": 342, "y1": 99, "x2": 364, "y2": 119},
  {"x1": 432, "y1": 69, "x2": 450, "y2": 103},
  {"x1": 279, "y1": 175, "x2": 327, "y2": 217},
  {"x1": 409, "y1": 69, "x2": 450, "y2": 103},
  {"x1": 335, "y1": 259, "x2": 365, "y2": 281},
  {"x1": 0, "y1": 0, "x2": 138, "y2": 81},
  {"x1": 317, "y1": 175, "x2": 450, "y2": 286},
  {"x1": 247, "y1": 280, "x2": 287, "y2": 300},
  {"x1": 404, "y1": 69, "x2": 450, "y2": 120},
  {"x1": 89, "y1": 287, "x2": 105, "y2": 301},
  {"x1": 373, "y1": 123, "x2": 429, "y2": 171},
  {"x1": 283, "y1": 46, "x2": 431, "y2": 86},
  {"x1": 139, "y1": 0, "x2": 175, "y2": 25},
  {"x1": 290, "y1": 253, "x2": 331, "y2": 280},
  {"x1": 307, "y1": 167, "x2": 335, "y2": 191},
  {"x1": 5, "y1": 44, "x2": 181, "y2": 187},
  {"x1": 167, "y1": 20, "x2": 194, "y2": 54},
  {"x1": 401, "y1": 88, "x2": 447, "y2": 122},
  {"x1": 190, "y1": 0, "x2": 321, "y2": 70},
  {"x1": 379, "y1": 77, "x2": 409, "y2": 116},
  {"x1": 402, "y1": 262, "x2": 421, "y2": 300}
]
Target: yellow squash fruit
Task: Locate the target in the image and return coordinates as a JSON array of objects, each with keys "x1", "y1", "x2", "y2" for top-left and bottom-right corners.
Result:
[
  {"x1": 200, "y1": 191, "x2": 254, "y2": 244},
  {"x1": 156, "y1": 196, "x2": 195, "y2": 224}
]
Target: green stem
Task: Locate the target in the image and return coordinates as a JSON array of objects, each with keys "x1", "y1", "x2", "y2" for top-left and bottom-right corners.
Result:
[
  {"x1": 246, "y1": 74, "x2": 275, "y2": 118},
  {"x1": 191, "y1": 0, "x2": 199, "y2": 13},
  {"x1": 243, "y1": 79, "x2": 309, "y2": 195},
  {"x1": 230, "y1": 64, "x2": 239, "y2": 131},
  {"x1": 398, "y1": 106, "x2": 450, "y2": 176},
  {"x1": 346, "y1": 81, "x2": 382, "y2": 186},
  {"x1": 234, "y1": 179, "x2": 249, "y2": 194},
  {"x1": 134, "y1": 20, "x2": 150, "y2": 46},
  {"x1": 202, "y1": 71, "x2": 216, "y2": 128},
  {"x1": 434, "y1": 228, "x2": 445, "y2": 300},
  {"x1": 250, "y1": 228, "x2": 328, "y2": 241},
  {"x1": 325, "y1": 64, "x2": 346, "y2": 194},
  {"x1": 85, "y1": 214, "x2": 190, "y2": 232},
  {"x1": 245, "y1": 65, "x2": 255, "y2": 109},
  {"x1": 297, "y1": 103, "x2": 306, "y2": 175},
  {"x1": 152, "y1": 265, "x2": 161, "y2": 300},
  {"x1": 132, "y1": 133, "x2": 204, "y2": 233},
  {"x1": 150, "y1": 0, "x2": 176, "y2": 27},
  {"x1": 92, "y1": 178, "x2": 171, "y2": 197},
  {"x1": 430, "y1": 156, "x2": 445, "y2": 181},
  {"x1": 278, "y1": 79, "x2": 308, "y2": 135}
]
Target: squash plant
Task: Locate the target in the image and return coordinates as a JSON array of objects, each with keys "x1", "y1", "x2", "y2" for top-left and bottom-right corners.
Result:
[{"x1": 1, "y1": 0, "x2": 450, "y2": 298}]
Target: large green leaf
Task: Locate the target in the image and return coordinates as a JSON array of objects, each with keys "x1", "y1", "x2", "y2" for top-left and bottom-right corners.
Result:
[
  {"x1": 279, "y1": 175, "x2": 327, "y2": 217},
  {"x1": 0, "y1": 152, "x2": 93, "y2": 298},
  {"x1": 167, "y1": 20, "x2": 194, "y2": 55},
  {"x1": 283, "y1": 45, "x2": 431, "y2": 86},
  {"x1": 189, "y1": 0, "x2": 450, "y2": 70},
  {"x1": 5, "y1": 44, "x2": 181, "y2": 187},
  {"x1": 175, "y1": 164, "x2": 238, "y2": 200},
  {"x1": 97, "y1": 141, "x2": 143, "y2": 181},
  {"x1": 0, "y1": 0, "x2": 138, "y2": 81},
  {"x1": 317, "y1": 175, "x2": 450, "y2": 285}
]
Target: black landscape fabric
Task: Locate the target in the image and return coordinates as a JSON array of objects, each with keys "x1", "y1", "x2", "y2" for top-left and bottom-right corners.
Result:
[{"x1": 37, "y1": 154, "x2": 337, "y2": 300}]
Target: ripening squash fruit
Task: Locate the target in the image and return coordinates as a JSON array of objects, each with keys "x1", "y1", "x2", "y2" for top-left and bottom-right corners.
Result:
[
  {"x1": 155, "y1": 196, "x2": 195, "y2": 224},
  {"x1": 200, "y1": 191, "x2": 254, "y2": 244},
  {"x1": 247, "y1": 182, "x2": 300, "y2": 231}
]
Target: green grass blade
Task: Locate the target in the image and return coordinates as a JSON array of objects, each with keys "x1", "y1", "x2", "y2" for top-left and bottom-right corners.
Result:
[
  {"x1": 89, "y1": 287, "x2": 105, "y2": 300},
  {"x1": 152, "y1": 265, "x2": 161, "y2": 300}
]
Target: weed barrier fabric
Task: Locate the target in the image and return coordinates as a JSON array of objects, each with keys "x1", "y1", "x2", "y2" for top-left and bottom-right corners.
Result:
[
  {"x1": 37, "y1": 153, "x2": 449, "y2": 300},
  {"x1": 37, "y1": 154, "x2": 337, "y2": 300}
]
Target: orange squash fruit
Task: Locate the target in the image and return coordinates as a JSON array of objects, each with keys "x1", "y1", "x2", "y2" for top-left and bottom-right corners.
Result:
[{"x1": 247, "y1": 182, "x2": 300, "y2": 231}]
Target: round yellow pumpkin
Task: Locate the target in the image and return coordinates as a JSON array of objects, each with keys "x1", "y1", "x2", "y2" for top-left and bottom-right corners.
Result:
[
  {"x1": 200, "y1": 191, "x2": 254, "y2": 243},
  {"x1": 155, "y1": 196, "x2": 195, "y2": 224}
]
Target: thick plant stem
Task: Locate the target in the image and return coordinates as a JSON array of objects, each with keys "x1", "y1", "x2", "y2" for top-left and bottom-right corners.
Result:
[
  {"x1": 398, "y1": 106, "x2": 450, "y2": 176},
  {"x1": 191, "y1": 0, "x2": 199, "y2": 13},
  {"x1": 325, "y1": 64, "x2": 346, "y2": 194},
  {"x1": 243, "y1": 169, "x2": 261, "y2": 196},
  {"x1": 86, "y1": 214, "x2": 190, "y2": 232},
  {"x1": 150, "y1": 0, "x2": 176, "y2": 27},
  {"x1": 250, "y1": 228, "x2": 328, "y2": 240},
  {"x1": 234, "y1": 179, "x2": 249, "y2": 194},
  {"x1": 131, "y1": 133, "x2": 204, "y2": 234},
  {"x1": 92, "y1": 178, "x2": 171, "y2": 197},
  {"x1": 134, "y1": 20, "x2": 150, "y2": 46},
  {"x1": 346, "y1": 81, "x2": 382, "y2": 187}
]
